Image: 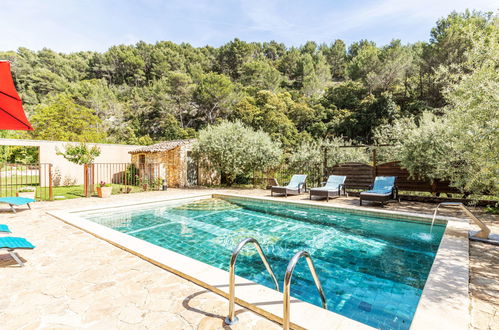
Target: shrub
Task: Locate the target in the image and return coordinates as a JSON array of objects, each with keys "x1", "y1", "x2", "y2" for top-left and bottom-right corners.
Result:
[
  {"x1": 124, "y1": 163, "x2": 139, "y2": 185},
  {"x1": 193, "y1": 120, "x2": 282, "y2": 185}
]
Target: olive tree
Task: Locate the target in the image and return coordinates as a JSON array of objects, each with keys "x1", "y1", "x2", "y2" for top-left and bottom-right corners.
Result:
[
  {"x1": 56, "y1": 142, "x2": 101, "y2": 165},
  {"x1": 193, "y1": 120, "x2": 282, "y2": 185},
  {"x1": 375, "y1": 27, "x2": 499, "y2": 196},
  {"x1": 440, "y1": 28, "x2": 499, "y2": 195}
]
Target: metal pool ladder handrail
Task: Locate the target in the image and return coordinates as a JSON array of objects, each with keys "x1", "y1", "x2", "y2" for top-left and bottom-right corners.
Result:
[
  {"x1": 283, "y1": 250, "x2": 327, "y2": 330},
  {"x1": 224, "y1": 237, "x2": 280, "y2": 325}
]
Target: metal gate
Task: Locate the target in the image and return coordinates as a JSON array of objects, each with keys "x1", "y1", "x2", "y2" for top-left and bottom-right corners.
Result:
[{"x1": 0, "y1": 163, "x2": 53, "y2": 200}]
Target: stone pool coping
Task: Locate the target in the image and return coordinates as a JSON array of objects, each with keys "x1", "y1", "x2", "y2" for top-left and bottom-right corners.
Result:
[{"x1": 47, "y1": 193, "x2": 470, "y2": 330}]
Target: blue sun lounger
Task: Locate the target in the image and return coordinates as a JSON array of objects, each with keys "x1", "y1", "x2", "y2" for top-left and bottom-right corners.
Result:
[
  {"x1": 0, "y1": 224, "x2": 11, "y2": 234},
  {"x1": 360, "y1": 176, "x2": 399, "y2": 206},
  {"x1": 309, "y1": 175, "x2": 347, "y2": 201},
  {"x1": 0, "y1": 197, "x2": 35, "y2": 213},
  {"x1": 271, "y1": 174, "x2": 307, "y2": 197},
  {"x1": 0, "y1": 236, "x2": 35, "y2": 267}
]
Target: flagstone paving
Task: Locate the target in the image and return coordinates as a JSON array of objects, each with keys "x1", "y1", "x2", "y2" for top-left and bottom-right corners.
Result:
[{"x1": 0, "y1": 188, "x2": 497, "y2": 329}]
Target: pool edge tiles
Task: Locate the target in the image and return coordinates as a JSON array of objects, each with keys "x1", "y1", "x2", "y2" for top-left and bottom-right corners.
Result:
[
  {"x1": 411, "y1": 220, "x2": 470, "y2": 330},
  {"x1": 47, "y1": 193, "x2": 470, "y2": 330}
]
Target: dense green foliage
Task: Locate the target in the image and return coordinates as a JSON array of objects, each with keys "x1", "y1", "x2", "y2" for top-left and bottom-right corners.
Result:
[
  {"x1": 1, "y1": 11, "x2": 493, "y2": 148},
  {"x1": 56, "y1": 143, "x2": 101, "y2": 165},
  {"x1": 30, "y1": 94, "x2": 106, "y2": 142},
  {"x1": 0, "y1": 146, "x2": 38, "y2": 164},
  {"x1": 0, "y1": 131, "x2": 38, "y2": 164},
  {"x1": 1, "y1": 10, "x2": 497, "y2": 194},
  {"x1": 373, "y1": 20, "x2": 499, "y2": 196},
  {"x1": 193, "y1": 121, "x2": 282, "y2": 185}
]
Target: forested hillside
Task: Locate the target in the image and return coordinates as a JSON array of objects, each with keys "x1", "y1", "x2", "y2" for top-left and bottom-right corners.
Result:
[{"x1": 0, "y1": 10, "x2": 496, "y2": 152}]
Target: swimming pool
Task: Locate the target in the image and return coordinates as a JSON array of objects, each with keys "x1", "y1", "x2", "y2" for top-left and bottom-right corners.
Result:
[{"x1": 78, "y1": 196, "x2": 446, "y2": 330}]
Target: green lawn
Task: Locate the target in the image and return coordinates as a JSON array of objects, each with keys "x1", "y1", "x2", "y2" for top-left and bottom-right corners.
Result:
[
  {"x1": 0, "y1": 175, "x2": 40, "y2": 185},
  {"x1": 50, "y1": 185, "x2": 85, "y2": 199},
  {"x1": 1, "y1": 183, "x2": 155, "y2": 200},
  {"x1": 42, "y1": 184, "x2": 147, "y2": 200}
]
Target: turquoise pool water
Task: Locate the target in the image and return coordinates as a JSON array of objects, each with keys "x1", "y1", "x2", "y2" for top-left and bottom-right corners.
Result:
[{"x1": 80, "y1": 196, "x2": 446, "y2": 329}]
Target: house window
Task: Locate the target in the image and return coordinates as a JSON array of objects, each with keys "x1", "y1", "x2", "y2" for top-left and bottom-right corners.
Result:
[{"x1": 139, "y1": 154, "x2": 146, "y2": 164}]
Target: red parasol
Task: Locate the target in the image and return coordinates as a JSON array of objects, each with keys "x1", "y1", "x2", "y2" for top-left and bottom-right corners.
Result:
[{"x1": 0, "y1": 61, "x2": 33, "y2": 130}]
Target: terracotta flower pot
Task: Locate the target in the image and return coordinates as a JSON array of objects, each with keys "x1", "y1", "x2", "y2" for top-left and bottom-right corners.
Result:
[
  {"x1": 17, "y1": 191, "x2": 36, "y2": 199},
  {"x1": 97, "y1": 186, "x2": 113, "y2": 198}
]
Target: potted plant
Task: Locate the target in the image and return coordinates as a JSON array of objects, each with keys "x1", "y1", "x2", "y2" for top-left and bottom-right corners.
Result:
[
  {"x1": 16, "y1": 187, "x2": 36, "y2": 199},
  {"x1": 153, "y1": 177, "x2": 163, "y2": 190},
  {"x1": 141, "y1": 177, "x2": 150, "y2": 191},
  {"x1": 97, "y1": 181, "x2": 112, "y2": 198}
]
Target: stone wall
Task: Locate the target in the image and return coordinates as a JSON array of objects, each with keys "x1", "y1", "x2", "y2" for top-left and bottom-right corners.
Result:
[
  {"x1": 131, "y1": 146, "x2": 185, "y2": 187},
  {"x1": 131, "y1": 145, "x2": 220, "y2": 187},
  {"x1": 197, "y1": 158, "x2": 220, "y2": 186}
]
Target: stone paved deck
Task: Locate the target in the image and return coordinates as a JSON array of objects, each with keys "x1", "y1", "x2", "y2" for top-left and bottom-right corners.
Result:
[{"x1": 0, "y1": 188, "x2": 497, "y2": 329}]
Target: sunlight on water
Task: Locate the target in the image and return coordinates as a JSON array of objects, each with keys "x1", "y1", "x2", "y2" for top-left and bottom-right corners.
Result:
[
  {"x1": 81, "y1": 197, "x2": 446, "y2": 330},
  {"x1": 414, "y1": 232, "x2": 434, "y2": 241}
]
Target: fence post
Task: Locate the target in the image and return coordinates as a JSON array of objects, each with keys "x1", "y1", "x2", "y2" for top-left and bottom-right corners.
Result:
[
  {"x1": 0, "y1": 164, "x2": 2, "y2": 197},
  {"x1": 48, "y1": 164, "x2": 53, "y2": 201},
  {"x1": 84, "y1": 164, "x2": 94, "y2": 197},
  {"x1": 372, "y1": 149, "x2": 377, "y2": 177},
  {"x1": 38, "y1": 163, "x2": 42, "y2": 200},
  {"x1": 84, "y1": 165, "x2": 88, "y2": 197},
  {"x1": 323, "y1": 146, "x2": 328, "y2": 181}
]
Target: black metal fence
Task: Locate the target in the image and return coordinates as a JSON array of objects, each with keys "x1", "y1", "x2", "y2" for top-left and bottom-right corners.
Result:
[
  {"x1": 83, "y1": 163, "x2": 165, "y2": 197},
  {"x1": 0, "y1": 163, "x2": 53, "y2": 200}
]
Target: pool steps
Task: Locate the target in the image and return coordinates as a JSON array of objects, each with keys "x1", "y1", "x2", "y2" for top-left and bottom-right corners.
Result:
[{"x1": 224, "y1": 237, "x2": 328, "y2": 330}]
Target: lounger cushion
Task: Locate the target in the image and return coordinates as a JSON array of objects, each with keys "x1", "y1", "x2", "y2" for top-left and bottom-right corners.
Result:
[
  {"x1": 310, "y1": 187, "x2": 339, "y2": 192},
  {"x1": 0, "y1": 197, "x2": 36, "y2": 205},
  {"x1": 0, "y1": 224, "x2": 11, "y2": 233},
  {"x1": 287, "y1": 175, "x2": 307, "y2": 188},
  {"x1": 271, "y1": 174, "x2": 307, "y2": 192},
  {"x1": 310, "y1": 187, "x2": 329, "y2": 191},
  {"x1": 372, "y1": 177, "x2": 396, "y2": 191},
  {"x1": 0, "y1": 237, "x2": 35, "y2": 249},
  {"x1": 271, "y1": 186, "x2": 299, "y2": 191},
  {"x1": 360, "y1": 189, "x2": 392, "y2": 196},
  {"x1": 325, "y1": 175, "x2": 346, "y2": 187}
]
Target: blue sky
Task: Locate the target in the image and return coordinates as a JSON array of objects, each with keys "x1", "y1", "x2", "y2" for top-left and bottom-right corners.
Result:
[{"x1": 1, "y1": 0, "x2": 497, "y2": 52}]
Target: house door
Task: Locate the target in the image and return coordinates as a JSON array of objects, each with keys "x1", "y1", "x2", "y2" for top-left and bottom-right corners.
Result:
[{"x1": 186, "y1": 151, "x2": 197, "y2": 186}]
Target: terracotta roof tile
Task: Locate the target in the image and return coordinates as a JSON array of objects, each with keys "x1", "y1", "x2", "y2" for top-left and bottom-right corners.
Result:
[{"x1": 129, "y1": 139, "x2": 195, "y2": 154}]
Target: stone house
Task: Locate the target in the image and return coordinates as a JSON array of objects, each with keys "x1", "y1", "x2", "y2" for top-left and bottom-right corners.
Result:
[{"x1": 129, "y1": 139, "x2": 219, "y2": 188}]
